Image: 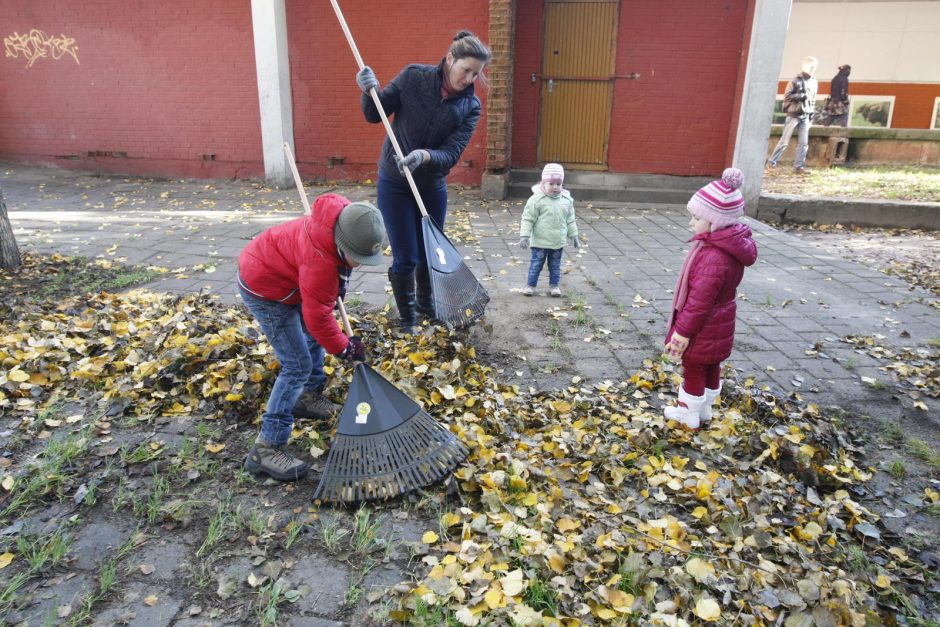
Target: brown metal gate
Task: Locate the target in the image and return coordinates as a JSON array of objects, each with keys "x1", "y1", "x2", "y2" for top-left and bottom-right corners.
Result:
[{"x1": 537, "y1": 0, "x2": 619, "y2": 167}]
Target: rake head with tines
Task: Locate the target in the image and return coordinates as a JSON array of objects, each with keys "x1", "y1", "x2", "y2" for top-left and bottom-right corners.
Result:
[
  {"x1": 422, "y1": 216, "x2": 489, "y2": 330},
  {"x1": 313, "y1": 361, "x2": 469, "y2": 503}
]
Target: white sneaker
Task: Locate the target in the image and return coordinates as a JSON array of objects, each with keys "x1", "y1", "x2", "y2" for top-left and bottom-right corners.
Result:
[
  {"x1": 522, "y1": 285, "x2": 534, "y2": 296},
  {"x1": 549, "y1": 286, "x2": 562, "y2": 297}
]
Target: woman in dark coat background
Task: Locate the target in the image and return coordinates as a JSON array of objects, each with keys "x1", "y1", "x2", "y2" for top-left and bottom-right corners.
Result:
[
  {"x1": 820, "y1": 64, "x2": 851, "y2": 127},
  {"x1": 356, "y1": 31, "x2": 492, "y2": 332}
]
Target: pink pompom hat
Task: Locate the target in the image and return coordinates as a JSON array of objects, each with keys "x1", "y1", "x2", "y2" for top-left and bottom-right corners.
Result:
[{"x1": 687, "y1": 167, "x2": 745, "y2": 231}]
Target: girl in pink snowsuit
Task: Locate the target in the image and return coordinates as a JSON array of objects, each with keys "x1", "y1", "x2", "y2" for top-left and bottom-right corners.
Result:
[{"x1": 664, "y1": 168, "x2": 758, "y2": 428}]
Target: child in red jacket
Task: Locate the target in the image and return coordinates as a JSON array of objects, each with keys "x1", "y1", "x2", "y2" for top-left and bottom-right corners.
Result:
[
  {"x1": 664, "y1": 168, "x2": 758, "y2": 429},
  {"x1": 237, "y1": 194, "x2": 386, "y2": 480}
]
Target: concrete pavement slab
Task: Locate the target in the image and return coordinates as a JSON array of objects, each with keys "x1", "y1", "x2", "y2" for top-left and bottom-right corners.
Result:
[{"x1": 4, "y1": 163, "x2": 939, "y2": 421}]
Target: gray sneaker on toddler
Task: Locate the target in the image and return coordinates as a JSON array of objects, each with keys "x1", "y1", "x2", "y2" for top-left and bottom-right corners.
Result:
[
  {"x1": 521, "y1": 285, "x2": 534, "y2": 296},
  {"x1": 549, "y1": 286, "x2": 562, "y2": 297}
]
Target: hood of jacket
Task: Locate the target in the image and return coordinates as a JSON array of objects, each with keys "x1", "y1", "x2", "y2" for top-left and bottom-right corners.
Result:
[
  {"x1": 307, "y1": 192, "x2": 348, "y2": 257},
  {"x1": 691, "y1": 223, "x2": 757, "y2": 267},
  {"x1": 529, "y1": 183, "x2": 572, "y2": 201}
]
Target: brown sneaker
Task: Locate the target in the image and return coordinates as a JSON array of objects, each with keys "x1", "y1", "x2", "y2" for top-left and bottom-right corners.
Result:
[
  {"x1": 243, "y1": 442, "x2": 310, "y2": 481},
  {"x1": 293, "y1": 389, "x2": 340, "y2": 420}
]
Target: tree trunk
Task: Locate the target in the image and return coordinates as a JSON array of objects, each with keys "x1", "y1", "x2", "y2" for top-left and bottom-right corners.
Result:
[{"x1": 0, "y1": 186, "x2": 22, "y2": 270}]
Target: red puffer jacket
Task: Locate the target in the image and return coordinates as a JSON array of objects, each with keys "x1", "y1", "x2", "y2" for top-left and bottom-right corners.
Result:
[
  {"x1": 667, "y1": 224, "x2": 758, "y2": 364},
  {"x1": 237, "y1": 193, "x2": 351, "y2": 356}
]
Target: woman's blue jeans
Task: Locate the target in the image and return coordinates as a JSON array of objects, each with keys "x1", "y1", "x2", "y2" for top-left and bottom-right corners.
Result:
[
  {"x1": 527, "y1": 247, "x2": 562, "y2": 287},
  {"x1": 239, "y1": 285, "x2": 325, "y2": 446},
  {"x1": 377, "y1": 173, "x2": 448, "y2": 276}
]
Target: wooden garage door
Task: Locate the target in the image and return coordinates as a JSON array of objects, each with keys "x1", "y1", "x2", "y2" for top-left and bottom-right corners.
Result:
[{"x1": 537, "y1": 0, "x2": 619, "y2": 167}]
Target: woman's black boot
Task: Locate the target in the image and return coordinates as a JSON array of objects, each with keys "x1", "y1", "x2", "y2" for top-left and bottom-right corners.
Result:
[
  {"x1": 388, "y1": 270, "x2": 417, "y2": 332},
  {"x1": 415, "y1": 266, "x2": 435, "y2": 320}
]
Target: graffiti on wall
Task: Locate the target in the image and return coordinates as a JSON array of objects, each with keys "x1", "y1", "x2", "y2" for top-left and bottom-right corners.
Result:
[{"x1": 4, "y1": 29, "x2": 80, "y2": 68}]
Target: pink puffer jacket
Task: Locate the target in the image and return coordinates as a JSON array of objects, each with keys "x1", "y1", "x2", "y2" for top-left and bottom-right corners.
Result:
[{"x1": 667, "y1": 224, "x2": 758, "y2": 364}]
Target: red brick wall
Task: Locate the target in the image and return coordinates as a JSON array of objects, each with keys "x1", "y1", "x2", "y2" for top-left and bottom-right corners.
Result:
[
  {"x1": 0, "y1": 0, "x2": 263, "y2": 179},
  {"x1": 286, "y1": 0, "x2": 490, "y2": 184},
  {"x1": 610, "y1": 2, "x2": 748, "y2": 176},
  {"x1": 510, "y1": 0, "x2": 543, "y2": 168},
  {"x1": 778, "y1": 80, "x2": 940, "y2": 129},
  {"x1": 512, "y1": 0, "x2": 750, "y2": 177}
]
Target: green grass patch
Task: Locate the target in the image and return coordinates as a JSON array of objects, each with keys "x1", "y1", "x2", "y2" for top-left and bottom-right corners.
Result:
[
  {"x1": 0, "y1": 253, "x2": 163, "y2": 304},
  {"x1": 763, "y1": 166, "x2": 940, "y2": 203}
]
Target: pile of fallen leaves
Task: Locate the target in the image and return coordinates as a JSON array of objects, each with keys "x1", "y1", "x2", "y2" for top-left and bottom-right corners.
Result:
[{"x1": 2, "y1": 281, "x2": 939, "y2": 623}]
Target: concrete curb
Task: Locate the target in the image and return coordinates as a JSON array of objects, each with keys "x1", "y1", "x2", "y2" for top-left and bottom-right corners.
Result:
[{"x1": 755, "y1": 193, "x2": 940, "y2": 230}]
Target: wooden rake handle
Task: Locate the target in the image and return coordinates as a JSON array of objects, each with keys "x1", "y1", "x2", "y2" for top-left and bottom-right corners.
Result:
[
  {"x1": 328, "y1": 0, "x2": 430, "y2": 219},
  {"x1": 282, "y1": 142, "x2": 356, "y2": 337},
  {"x1": 335, "y1": 297, "x2": 355, "y2": 337}
]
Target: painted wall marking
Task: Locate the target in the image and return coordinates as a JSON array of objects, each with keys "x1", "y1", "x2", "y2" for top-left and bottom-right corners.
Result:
[{"x1": 5, "y1": 29, "x2": 79, "y2": 68}]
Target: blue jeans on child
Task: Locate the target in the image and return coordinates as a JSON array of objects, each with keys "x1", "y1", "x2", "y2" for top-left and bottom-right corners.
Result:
[
  {"x1": 527, "y1": 247, "x2": 562, "y2": 287},
  {"x1": 377, "y1": 173, "x2": 448, "y2": 276},
  {"x1": 239, "y1": 285, "x2": 325, "y2": 446}
]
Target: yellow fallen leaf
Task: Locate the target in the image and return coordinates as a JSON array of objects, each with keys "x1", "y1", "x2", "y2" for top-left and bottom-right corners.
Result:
[
  {"x1": 143, "y1": 595, "x2": 158, "y2": 606},
  {"x1": 607, "y1": 589, "x2": 634, "y2": 611},
  {"x1": 694, "y1": 597, "x2": 721, "y2": 622},
  {"x1": 685, "y1": 557, "x2": 711, "y2": 582},
  {"x1": 224, "y1": 393, "x2": 243, "y2": 402},
  {"x1": 484, "y1": 586, "x2": 503, "y2": 609},
  {"x1": 596, "y1": 608, "x2": 618, "y2": 620},
  {"x1": 798, "y1": 521, "x2": 823, "y2": 541},
  {"x1": 441, "y1": 513, "x2": 461, "y2": 528},
  {"x1": 422, "y1": 531, "x2": 439, "y2": 544},
  {"x1": 556, "y1": 517, "x2": 580, "y2": 532},
  {"x1": 204, "y1": 443, "x2": 225, "y2": 454},
  {"x1": 7, "y1": 369, "x2": 29, "y2": 383},
  {"x1": 0, "y1": 552, "x2": 14, "y2": 569},
  {"x1": 875, "y1": 574, "x2": 892, "y2": 588},
  {"x1": 2, "y1": 476, "x2": 15, "y2": 491},
  {"x1": 547, "y1": 552, "x2": 565, "y2": 574}
]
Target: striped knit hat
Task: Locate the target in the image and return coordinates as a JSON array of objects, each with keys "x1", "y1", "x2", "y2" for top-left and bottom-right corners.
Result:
[
  {"x1": 541, "y1": 163, "x2": 564, "y2": 183},
  {"x1": 687, "y1": 168, "x2": 745, "y2": 232}
]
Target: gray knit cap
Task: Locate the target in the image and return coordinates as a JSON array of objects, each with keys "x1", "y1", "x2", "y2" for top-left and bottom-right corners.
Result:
[{"x1": 334, "y1": 201, "x2": 386, "y2": 265}]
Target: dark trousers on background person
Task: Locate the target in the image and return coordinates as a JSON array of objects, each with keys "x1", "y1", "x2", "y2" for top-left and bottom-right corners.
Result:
[{"x1": 527, "y1": 247, "x2": 563, "y2": 288}]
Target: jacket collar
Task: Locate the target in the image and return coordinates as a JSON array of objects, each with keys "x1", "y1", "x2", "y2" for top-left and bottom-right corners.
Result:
[{"x1": 437, "y1": 58, "x2": 476, "y2": 102}]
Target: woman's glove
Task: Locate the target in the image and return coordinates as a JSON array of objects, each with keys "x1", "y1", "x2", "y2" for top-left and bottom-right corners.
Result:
[
  {"x1": 517, "y1": 236, "x2": 530, "y2": 249},
  {"x1": 569, "y1": 236, "x2": 581, "y2": 249},
  {"x1": 339, "y1": 337, "x2": 366, "y2": 362},
  {"x1": 356, "y1": 67, "x2": 379, "y2": 94},
  {"x1": 395, "y1": 149, "x2": 429, "y2": 174},
  {"x1": 665, "y1": 333, "x2": 689, "y2": 363}
]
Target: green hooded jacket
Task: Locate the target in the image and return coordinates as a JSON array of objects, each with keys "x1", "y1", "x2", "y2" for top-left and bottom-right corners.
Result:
[{"x1": 519, "y1": 185, "x2": 578, "y2": 249}]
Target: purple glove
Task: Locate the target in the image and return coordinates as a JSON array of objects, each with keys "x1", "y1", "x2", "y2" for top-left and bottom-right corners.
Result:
[{"x1": 339, "y1": 337, "x2": 366, "y2": 362}]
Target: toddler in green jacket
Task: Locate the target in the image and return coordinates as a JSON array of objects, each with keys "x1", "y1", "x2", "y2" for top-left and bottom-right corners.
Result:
[{"x1": 517, "y1": 163, "x2": 580, "y2": 297}]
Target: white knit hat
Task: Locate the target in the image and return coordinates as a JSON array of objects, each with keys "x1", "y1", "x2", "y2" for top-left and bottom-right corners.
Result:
[
  {"x1": 687, "y1": 168, "x2": 745, "y2": 231},
  {"x1": 541, "y1": 163, "x2": 564, "y2": 183}
]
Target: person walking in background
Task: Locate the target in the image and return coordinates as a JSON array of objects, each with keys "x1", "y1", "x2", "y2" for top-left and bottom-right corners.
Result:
[
  {"x1": 237, "y1": 195, "x2": 386, "y2": 480},
  {"x1": 818, "y1": 64, "x2": 851, "y2": 127},
  {"x1": 767, "y1": 56, "x2": 819, "y2": 174},
  {"x1": 355, "y1": 31, "x2": 492, "y2": 333},
  {"x1": 663, "y1": 169, "x2": 758, "y2": 430},
  {"x1": 518, "y1": 163, "x2": 580, "y2": 297}
]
